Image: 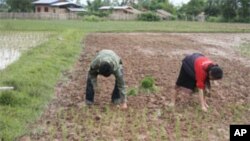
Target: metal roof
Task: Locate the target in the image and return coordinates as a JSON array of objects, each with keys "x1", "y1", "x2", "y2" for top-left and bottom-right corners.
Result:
[
  {"x1": 51, "y1": 2, "x2": 82, "y2": 7},
  {"x1": 99, "y1": 6, "x2": 130, "y2": 10},
  {"x1": 33, "y1": 0, "x2": 59, "y2": 4}
]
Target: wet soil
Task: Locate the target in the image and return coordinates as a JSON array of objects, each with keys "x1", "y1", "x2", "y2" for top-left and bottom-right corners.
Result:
[{"x1": 27, "y1": 33, "x2": 250, "y2": 141}]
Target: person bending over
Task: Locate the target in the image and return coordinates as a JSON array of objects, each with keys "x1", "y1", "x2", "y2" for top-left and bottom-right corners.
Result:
[
  {"x1": 85, "y1": 49, "x2": 127, "y2": 109},
  {"x1": 171, "y1": 53, "x2": 223, "y2": 112}
]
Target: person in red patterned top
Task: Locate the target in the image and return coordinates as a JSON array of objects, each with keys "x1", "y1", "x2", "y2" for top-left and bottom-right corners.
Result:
[{"x1": 170, "y1": 53, "x2": 223, "y2": 112}]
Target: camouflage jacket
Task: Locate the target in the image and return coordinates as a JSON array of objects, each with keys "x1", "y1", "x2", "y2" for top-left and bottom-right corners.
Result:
[{"x1": 88, "y1": 50, "x2": 126, "y2": 102}]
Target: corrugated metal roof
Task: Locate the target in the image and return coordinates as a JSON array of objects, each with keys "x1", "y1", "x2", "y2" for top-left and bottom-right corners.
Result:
[
  {"x1": 51, "y1": 2, "x2": 73, "y2": 6},
  {"x1": 51, "y1": 2, "x2": 82, "y2": 7},
  {"x1": 99, "y1": 6, "x2": 130, "y2": 10},
  {"x1": 33, "y1": 0, "x2": 59, "y2": 4},
  {"x1": 33, "y1": 0, "x2": 73, "y2": 4}
]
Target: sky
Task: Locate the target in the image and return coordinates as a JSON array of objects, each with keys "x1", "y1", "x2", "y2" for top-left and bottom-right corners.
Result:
[
  {"x1": 170, "y1": 0, "x2": 190, "y2": 6},
  {"x1": 75, "y1": 0, "x2": 190, "y2": 6}
]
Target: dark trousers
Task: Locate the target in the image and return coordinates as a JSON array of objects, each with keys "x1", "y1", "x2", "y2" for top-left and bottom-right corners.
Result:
[{"x1": 86, "y1": 76, "x2": 121, "y2": 103}]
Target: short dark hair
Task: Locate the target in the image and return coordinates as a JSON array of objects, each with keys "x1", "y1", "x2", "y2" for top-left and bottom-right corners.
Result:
[
  {"x1": 209, "y1": 65, "x2": 223, "y2": 79},
  {"x1": 99, "y1": 62, "x2": 113, "y2": 77}
]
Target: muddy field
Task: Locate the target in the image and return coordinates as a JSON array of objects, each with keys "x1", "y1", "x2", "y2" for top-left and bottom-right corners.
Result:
[{"x1": 27, "y1": 33, "x2": 250, "y2": 141}]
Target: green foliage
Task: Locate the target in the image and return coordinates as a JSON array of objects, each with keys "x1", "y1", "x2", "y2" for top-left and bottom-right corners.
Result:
[
  {"x1": 0, "y1": 91, "x2": 17, "y2": 106},
  {"x1": 135, "y1": 0, "x2": 176, "y2": 14},
  {"x1": 79, "y1": 11, "x2": 110, "y2": 17},
  {"x1": 140, "y1": 76, "x2": 157, "y2": 93},
  {"x1": 1, "y1": 20, "x2": 250, "y2": 140},
  {"x1": 0, "y1": 30, "x2": 82, "y2": 140},
  {"x1": 138, "y1": 12, "x2": 161, "y2": 21},
  {"x1": 221, "y1": 0, "x2": 237, "y2": 21},
  {"x1": 205, "y1": 0, "x2": 250, "y2": 23},
  {"x1": 87, "y1": 0, "x2": 103, "y2": 12},
  {"x1": 83, "y1": 15, "x2": 106, "y2": 22},
  {"x1": 206, "y1": 16, "x2": 223, "y2": 22},
  {"x1": 180, "y1": 0, "x2": 205, "y2": 16},
  {"x1": 6, "y1": 0, "x2": 34, "y2": 12},
  {"x1": 238, "y1": 0, "x2": 250, "y2": 18},
  {"x1": 204, "y1": 0, "x2": 221, "y2": 16},
  {"x1": 141, "y1": 76, "x2": 154, "y2": 89},
  {"x1": 127, "y1": 87, "x2": 138, "y2": 96}
]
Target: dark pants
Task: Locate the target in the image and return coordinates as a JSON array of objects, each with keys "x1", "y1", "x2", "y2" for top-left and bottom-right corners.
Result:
[{"x1": 86, "y1": 75, "x2": 122, "y2": 104}]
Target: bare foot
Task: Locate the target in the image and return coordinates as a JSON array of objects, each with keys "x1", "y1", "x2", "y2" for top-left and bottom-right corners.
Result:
[
  {"x1": 201, "y1": 106, "x2": 208, "y2": 112},
  {"x1": 119, "y1": 103, "x2": 128, "y2": 109}
]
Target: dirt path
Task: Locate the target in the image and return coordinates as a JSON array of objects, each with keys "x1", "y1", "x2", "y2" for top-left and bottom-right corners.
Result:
[{"x1": 26, "y1": 33, "x2": 250, "y2": 141}]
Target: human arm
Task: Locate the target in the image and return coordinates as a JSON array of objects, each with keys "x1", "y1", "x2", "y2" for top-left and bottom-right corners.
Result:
[
  {"x1": 114, "y1": 66, "x2": 127, "y2": 109},
  {"x1": 198, "y1": 88, "x2": 208, "y2": 112}
]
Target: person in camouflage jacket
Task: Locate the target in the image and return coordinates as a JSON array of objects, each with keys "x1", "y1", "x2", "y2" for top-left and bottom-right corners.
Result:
[{"x1": 85, "y1": 49, "x2": 127, "y2": 109}]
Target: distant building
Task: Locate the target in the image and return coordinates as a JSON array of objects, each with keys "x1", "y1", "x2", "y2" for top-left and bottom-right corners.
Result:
[
  {"x1": 33, "y1": 0, "x2": 86, "y2": 13},
  {"x1": 196, "y1": 12, "x2": 206, "y2": 22},
  {"x1": 156, "y1": 9, "x2": 173, "y2": 20},
  {"x1": 99, "y1": 6, "x2": 142, "y2": 20}
]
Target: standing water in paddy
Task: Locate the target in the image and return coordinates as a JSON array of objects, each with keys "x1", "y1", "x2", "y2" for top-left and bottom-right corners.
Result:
[
  {"x1": 0, "y1": 48, "x2": 20, "y2": 70},
  {"x1": 0, "y1": 32, "x2": 51, "y2": 70}
]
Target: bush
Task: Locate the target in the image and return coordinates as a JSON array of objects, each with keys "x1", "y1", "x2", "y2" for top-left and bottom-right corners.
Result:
[
  {"x1": 79, "y1": 11, "x2": 110, "y2": 17},
  {"x1": 138, "y1": 12, "x2": 161, "y2": 21},
  {"x1": 206, "y1": 16, "x2": 223, "y2": 22},
  {"x1": 0, "y1": 91, "x2": 17, "y2": 106},
  {"x1": 83, "y1": 15, "x2": 106, "y2": 22}
]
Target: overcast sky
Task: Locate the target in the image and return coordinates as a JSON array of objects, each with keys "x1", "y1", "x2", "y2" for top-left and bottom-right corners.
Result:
[
  {"x1": 170, "y1": 0, "x2": 190, "y2": 6},
  {"x1": 76, "y1": 0, "x2": 190, "y2": 6}
]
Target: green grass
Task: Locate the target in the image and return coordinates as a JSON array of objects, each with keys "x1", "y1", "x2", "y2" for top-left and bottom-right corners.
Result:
[
  {"x1": 1, "y1": 20, "x2": 250, "y2": 32},
  {"x1": 0, "y1": 28, "x2": 84, "y2": 140},
  {"x1": 0, "y1": 19, "x2": 250, "y2": 140}
]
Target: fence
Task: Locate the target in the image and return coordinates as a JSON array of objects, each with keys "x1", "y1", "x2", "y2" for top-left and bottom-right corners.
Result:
[
  {"x1": 109, "y1": 13, "x2": 138, "y2": 20},
  {"x1": 0, "y1": 12, "x2": 81, "y2": 20}
]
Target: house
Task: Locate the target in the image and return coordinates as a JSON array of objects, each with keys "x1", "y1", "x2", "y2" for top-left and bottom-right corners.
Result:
[
  {"x1": 156, "y1": 9, "x2": 173, "y2": 20},
  {"x1": 99, "y1": 6, "x2": 142, "y2": 20},
  {"x1": 33, "y1": 0, "x2": 86, "y2": 13},
  {"x1": 196, "y1": 12, "x2": 206, "y2": 22}
]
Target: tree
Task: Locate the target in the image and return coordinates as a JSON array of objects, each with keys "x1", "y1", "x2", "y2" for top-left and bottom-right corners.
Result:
[
  {"x1": 237, "y1": 0, "x2": 250, "y2": 18},
  {"x1": 134, "y1": 0, "x2": 175, "y2": 13},
  {"x1": 204, "y1": 0, "x2": 221, "y2": 16},
  {"x1": 0, "y1": 0, "x2": 8, "y2": 12},
  {"x1": 185, "y1": 0, "x2": 205, "y2": 16},
  {"x1": 6, "y1": 0, "x2": 34, "y2": 12},
  {"x1": 221, "y1": 0, "x2": 237, "y2": 21},
  {"x1": 87, "y1": 0, "x2": 103, "y2": 12}
]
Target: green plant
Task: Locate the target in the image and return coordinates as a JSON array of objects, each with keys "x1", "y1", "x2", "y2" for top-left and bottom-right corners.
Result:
[
  {"x1": 141, "y1": 76, "x2": 154, "y2": 89},
  {"x1": 0, "y1": 91, "x2": 17, "y2": 106},
  {"x1": 83, "y1": 15, "x2": 106, "y2": 22},
  {"x1": 137, "y1": 12, "x2": 161, "y2": 21},
  {"x1": 127, "y1": 87, "x2": 138, "y2": 96},
  {"x1": 140, "y1": 76, "x2": 157, "y2": 93}
]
